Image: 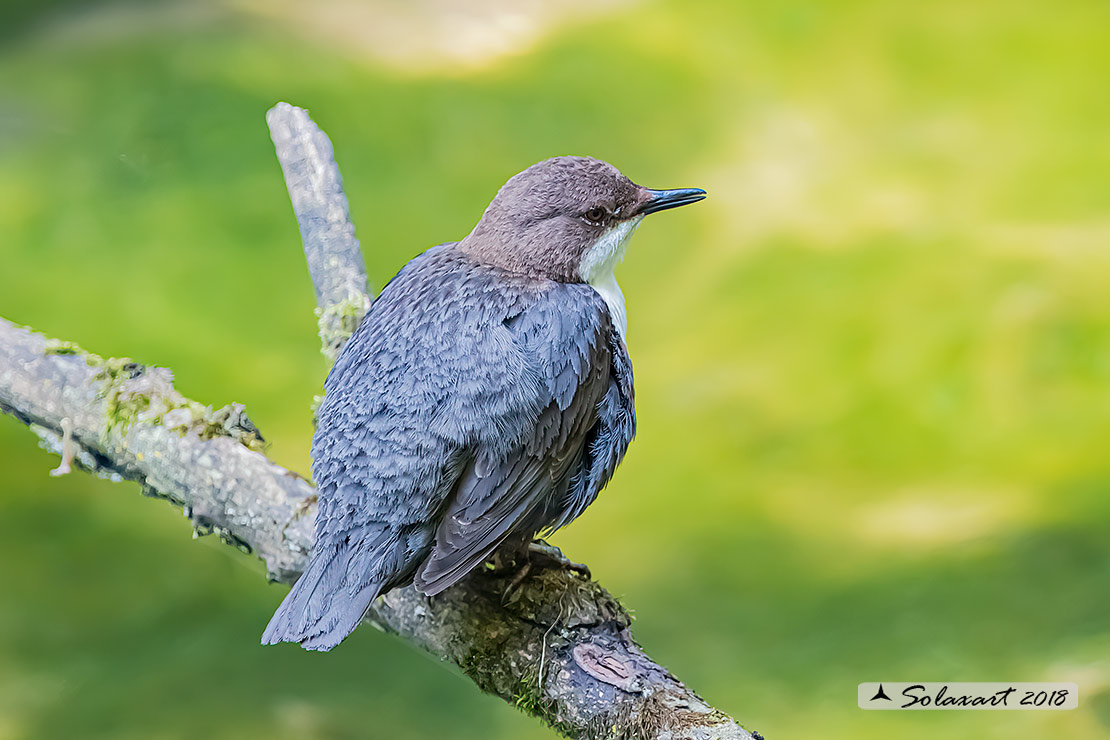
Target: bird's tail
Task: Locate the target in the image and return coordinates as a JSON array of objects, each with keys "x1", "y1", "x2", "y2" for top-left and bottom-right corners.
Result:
[{"x1": 261, "y1": 543, "x2": 383, "y2": 652}]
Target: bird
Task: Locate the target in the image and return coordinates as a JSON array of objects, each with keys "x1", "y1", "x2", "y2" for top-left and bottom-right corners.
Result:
[{"x1": 262, "y1": 155, "x2": 706, "y2": 651}]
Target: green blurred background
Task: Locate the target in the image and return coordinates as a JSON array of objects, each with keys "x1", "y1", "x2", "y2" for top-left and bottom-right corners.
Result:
[{"x1": 2, "y1": 0, "x2": 1108, "y2": 738}]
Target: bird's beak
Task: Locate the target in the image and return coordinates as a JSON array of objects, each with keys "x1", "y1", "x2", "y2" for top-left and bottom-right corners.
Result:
[{"x1": 636, "y1": 187, "x2": 707, "y2": 216}]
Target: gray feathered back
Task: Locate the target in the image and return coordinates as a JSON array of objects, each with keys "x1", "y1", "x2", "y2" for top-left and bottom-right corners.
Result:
[{"x1": 262, "y1": 243, "x2": 635, "y2": 650}]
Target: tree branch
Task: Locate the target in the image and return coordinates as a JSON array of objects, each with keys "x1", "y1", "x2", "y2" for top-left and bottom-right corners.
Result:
[
  {"x1": 0, "y1": 103, "x2": 758, "y2": 740},
  {"x1": 267, "y1": 101, "x2": 371, "y2": 361}
]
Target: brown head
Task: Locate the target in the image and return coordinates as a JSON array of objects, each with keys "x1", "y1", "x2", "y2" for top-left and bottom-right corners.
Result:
[{"x1": 460, "y1": 156, "x2": 705, "y2": 283}]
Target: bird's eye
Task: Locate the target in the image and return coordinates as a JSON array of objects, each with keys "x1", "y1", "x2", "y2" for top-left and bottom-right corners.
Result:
[{"x1": 582, "y1": 207, "x2": 608, "y2": 225}]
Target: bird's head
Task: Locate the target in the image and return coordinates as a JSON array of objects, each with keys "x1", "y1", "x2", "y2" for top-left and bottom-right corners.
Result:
[{"x1": 460, "y1": 156, "x2": 705, "y2": 283}]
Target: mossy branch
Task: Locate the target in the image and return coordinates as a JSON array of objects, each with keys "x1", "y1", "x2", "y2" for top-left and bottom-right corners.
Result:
[
  {"x1": 0, "y1": 103, "x2": 759, "y2": 740},
  {"x1": 267, "y1": 101, "x2": 371, "y2": 361}
]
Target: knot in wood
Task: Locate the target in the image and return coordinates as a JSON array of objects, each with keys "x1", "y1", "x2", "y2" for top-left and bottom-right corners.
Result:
[{"x1": 572, "y1": 642, "x2": 646, "y2": 693}]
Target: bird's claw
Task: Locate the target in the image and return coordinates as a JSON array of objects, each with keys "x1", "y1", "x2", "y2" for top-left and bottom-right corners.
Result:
[
  {"x1": 527, "y1": 540, "x2": 591, "y2": 579},
  {"x1": 500, "y1": 562, "x2": 532, "y2": 605},
  {"x1": 498, "y1": 541, "x2": 591, "y2": 604}
]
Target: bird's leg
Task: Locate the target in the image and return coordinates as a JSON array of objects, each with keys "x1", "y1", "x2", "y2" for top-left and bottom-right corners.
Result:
[
  {"x1": 493, "y1": 538, "x2": 535, "y2": 604},
  {"x1": 527, "y1": 539, "x2": 591, "y2": 579},
  {"x1": 486, "y1": 547, "x2": 524, "y2": 576},
  {"x1": 500, "y1": 561, "x2": 533, "y2": 604},
  {"x1": 499, "y1": 539, "x2": 590, "y2": 604}
]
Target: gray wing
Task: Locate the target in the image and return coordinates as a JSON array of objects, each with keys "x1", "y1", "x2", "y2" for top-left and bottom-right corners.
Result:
[
  {"x1": 545, "y1": 326, "x2": 636, "y2": 533},
  {"x1": 412, "y1": 282, "x2": 632, "y2": 595},
  {"x1": 264, "y1": 245, "x2": 542, "y2": 649}
]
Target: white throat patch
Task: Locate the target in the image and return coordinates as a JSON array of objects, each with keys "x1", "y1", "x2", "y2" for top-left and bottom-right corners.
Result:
[{"x1": 578, "y1": 216, "x2": 642, "y2": 339}]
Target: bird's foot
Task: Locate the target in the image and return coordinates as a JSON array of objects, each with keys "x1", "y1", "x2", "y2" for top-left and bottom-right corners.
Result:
[
  {"x1": 500, "y1": 562, "x2": 532, "y2": 605},
  {"x1": 497, "y1": 541, "x2": 590, "y2": 604},
  {"x1": 527, "y1": 540, "x2": 591, "y2": 580},
  {"x1": 486, "y1": 548, "x2": 524, "y2": 576}
]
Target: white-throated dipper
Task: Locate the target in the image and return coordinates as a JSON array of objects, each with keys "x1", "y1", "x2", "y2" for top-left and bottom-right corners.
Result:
[{"x1": 263, "y1": 156, "x2": 705, "y2": 650}]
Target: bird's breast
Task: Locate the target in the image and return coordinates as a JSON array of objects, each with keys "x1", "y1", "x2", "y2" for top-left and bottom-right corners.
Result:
[
  {"x1": 577, "y1": 216, "x2": 642, "y2": 340},
  {"x1": 589, "y1": 272, "x2": 626, "y2": 340}
]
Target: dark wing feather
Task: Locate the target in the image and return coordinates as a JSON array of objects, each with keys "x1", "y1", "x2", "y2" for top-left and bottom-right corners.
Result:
[
  {"x1": 413, "y1": 285, "x2": 613, "y2": 596},
  {"x1": 548, "y1": 325, "x2": 636, "y2": 532}
]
